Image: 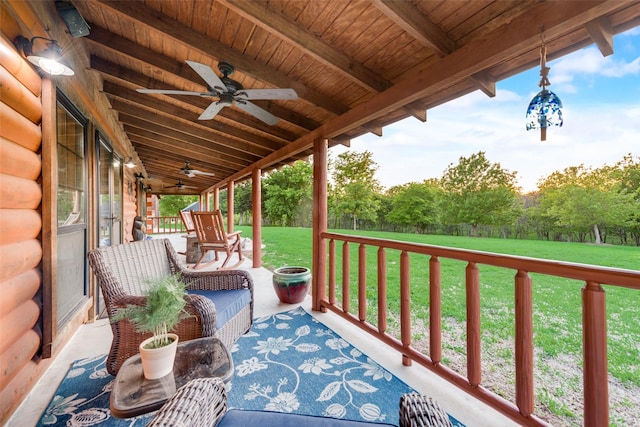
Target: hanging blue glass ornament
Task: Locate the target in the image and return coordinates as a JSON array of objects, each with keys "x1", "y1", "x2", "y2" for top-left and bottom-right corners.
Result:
[{"x1": 525, "y1": 39, "x2": 563, "y2": 141}]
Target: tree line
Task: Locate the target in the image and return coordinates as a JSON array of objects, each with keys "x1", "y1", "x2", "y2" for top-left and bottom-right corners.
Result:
[{"x1": 164, "y1": 151, "x2": 640, "y2": 246}]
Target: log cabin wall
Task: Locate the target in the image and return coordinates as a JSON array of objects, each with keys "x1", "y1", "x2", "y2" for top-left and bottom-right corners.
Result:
[
  {"x1": 0, "y1": 3, "x2": 140, "y2": 422},
  {"x1": 0, "y1": 31, "x2": 47, "y2": 421}
]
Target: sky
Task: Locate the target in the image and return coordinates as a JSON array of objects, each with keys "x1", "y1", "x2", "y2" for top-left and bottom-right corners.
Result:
[{"x1": 331, "y1": 27, "x2": 640, "y2": 194}]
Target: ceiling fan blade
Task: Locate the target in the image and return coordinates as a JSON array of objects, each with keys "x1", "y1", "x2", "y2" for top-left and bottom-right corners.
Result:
[
  {"x1": 192, "y1": 170, "x2": 216, "y2": 177},
  {"x1": 186, "y1": 60, "x2": 226, "y2": 91},
  {"x1": 235, "y1": 100, "x2": 280, "y2": 125},
  {"x1": 198, "y1": 102, "x2": 226, "y2": 120},
  {"x1": 136, "y1": 89, "x2": 206, "y2": 96},
  {"x1": 240, "y1": 88, "x2": 298, "y2": 100}
]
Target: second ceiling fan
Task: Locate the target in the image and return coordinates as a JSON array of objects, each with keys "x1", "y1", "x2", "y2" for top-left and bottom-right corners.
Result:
[
  {"x1": 179, "y1": 161, "x2": 215, "y2": 178},
  {"x1": 137, "y1": 60, "x2": 298, "y2": 125}
]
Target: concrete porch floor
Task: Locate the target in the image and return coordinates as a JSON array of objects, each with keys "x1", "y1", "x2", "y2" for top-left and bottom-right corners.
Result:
[{"x1": 9, "y1": 234, "x2": 517, "y2": 427}]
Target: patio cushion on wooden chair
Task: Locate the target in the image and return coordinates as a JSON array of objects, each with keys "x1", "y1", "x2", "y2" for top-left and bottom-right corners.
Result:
[{"x1": 87, "y1": 238, "x2": 254, "y2": 375}]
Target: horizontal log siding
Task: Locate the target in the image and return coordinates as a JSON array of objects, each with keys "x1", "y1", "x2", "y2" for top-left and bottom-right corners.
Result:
[
  {"x1": 0, "y1": 31, "x2": 43, "y2": 423},
  {"x1": 320, "y1": 232, "x2": 640, "y2": 427}
]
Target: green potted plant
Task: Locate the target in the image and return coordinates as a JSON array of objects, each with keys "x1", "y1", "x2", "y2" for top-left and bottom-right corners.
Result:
[{"x1": 112, "y1": 274, "x2": 189, "y2": 379}]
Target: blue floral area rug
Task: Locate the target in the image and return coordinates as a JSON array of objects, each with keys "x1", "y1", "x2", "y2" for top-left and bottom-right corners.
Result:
[
  {"x1": 35, "y1": 354, "x2": 153, "y2": 426},
  {"x1": 227, "y1": 307, "x2": 463, "y2": 426},
  {"x1": 36, "y1": 308, "x2": 463, "y2": 426}
]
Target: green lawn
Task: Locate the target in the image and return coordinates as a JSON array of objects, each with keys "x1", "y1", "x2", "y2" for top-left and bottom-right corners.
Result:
[{"x1": 239, "y1": 226, "x2": 640, "y2": 423}]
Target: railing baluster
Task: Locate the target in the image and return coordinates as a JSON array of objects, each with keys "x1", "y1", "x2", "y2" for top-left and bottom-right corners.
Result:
[
  {"x1": 515, "y1": 270, "x2": 533, "y2": 416},
  {"x1": 342, "y1": 241, "x2": 350, "y2": 313},
  {"x1": 582, "y1": 281, "x2": 608, "y2": 427},
  {"x1": 378, "y1": 247, "x2": 387, "y2": 333},
  {"x1": 329, "y1": 239, "x2": 336, "y2": 305},
  {"x1": 429, "y1": 256, "x2": 442, "y2": 365},
  {"x1": 400, "y1": 250, "x2": 412, "y2": 366},
  {"x1": 358, "y1": 244, "x2": 367, "y2": 322},
  {"x1": 466, "y1": 262, "x2": 481, "y2": 386}
]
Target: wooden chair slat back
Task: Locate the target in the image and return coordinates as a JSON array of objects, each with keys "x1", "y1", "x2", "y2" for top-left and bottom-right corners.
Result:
[{"x1": 192, "y1": 210, "x2": 227, "y2": 245}]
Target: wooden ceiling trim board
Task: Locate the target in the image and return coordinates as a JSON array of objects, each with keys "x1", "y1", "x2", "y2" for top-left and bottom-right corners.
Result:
[
  {"x1": 124, "y1": 125, "x2": 254, "y2": 169},
  {"x1": 586, "y1": 16, "x2": 615, "y2": 56},
  {"x1": 371, "y1": 0, "x2": 457, "y2": 55},
  {"x1": 130, "y1": 141, "x2": 237, "y2": 175},
  {"x1": 112, "y1": 101, "x2": 274, "y2": 158},
  {"x1": 119, "y1": 114, "x2": 264, "y2": 164},
  {"x1": 222, "y1": 0, "x2": 391, "y2": 93},
  {"x1": 372, "y1": 0, "x2": 496, "y2": 98},
  {"x1": 91, "y1": 0, "x2": 348, "y2": 116}
]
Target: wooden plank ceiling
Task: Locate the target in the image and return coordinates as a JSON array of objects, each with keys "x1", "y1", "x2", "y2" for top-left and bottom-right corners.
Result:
[{"x1": 69, "y1": 0, "x2": 640, "y2": 194}]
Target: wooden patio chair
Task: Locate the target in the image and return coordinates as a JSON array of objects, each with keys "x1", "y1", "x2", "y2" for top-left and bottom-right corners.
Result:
[
  {"x1": 179, "y1": 210, "x2": 196, "y2": 235},
  {"x1": 87, "y1": 238, "x2": 253, "y2": 375},
  {"x1": 190, "y1": 210, "x2": 243, "y2": 270},
  {"x1": 177, "y1": 210, "x2": 196, "y2": 256}
]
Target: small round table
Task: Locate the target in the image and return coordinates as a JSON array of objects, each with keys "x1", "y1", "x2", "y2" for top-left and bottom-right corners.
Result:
[{"x1": 110, "y1": 336, "x2": 233, "y2": 418}]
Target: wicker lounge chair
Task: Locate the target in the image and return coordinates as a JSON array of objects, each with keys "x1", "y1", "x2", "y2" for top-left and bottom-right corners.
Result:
[
  {"x1": 147, "y1": 378, "x2": 453, "y2": 427},
  {"x1": 87, "y1": 238, "x2": 253, "y2": 375}
]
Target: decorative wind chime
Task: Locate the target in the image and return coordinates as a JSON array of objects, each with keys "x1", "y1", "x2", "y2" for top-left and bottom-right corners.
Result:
[{"x1": 525, "y1": 34, "x2": 563, "y2": 141}]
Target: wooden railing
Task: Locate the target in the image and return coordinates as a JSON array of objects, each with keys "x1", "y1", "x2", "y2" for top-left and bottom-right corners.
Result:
[
  {"x1": 317, "y1": 232, "x2": 640, "y2": 427},
  {"x1": 146, "y1": 216, "x2": 188, "y2": 234}
]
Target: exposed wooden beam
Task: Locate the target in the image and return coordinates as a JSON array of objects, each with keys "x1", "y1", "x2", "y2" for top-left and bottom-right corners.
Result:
[
  {"x1": 372, "y1": 0, "x2": 496, "y2": 98},
  {"x1": 586, "y1": 16, "x2": 614, "y2": 56},
  {"x1": 110, "y1": 98, "x2": 273, "y2": 158},
  {"x1": 221, "y1": 0, "x2": 428, "y2": 122},
  {"x1": 371, "y1": 0, "x2": 456, "y2": 55},
  {"x1": 89, "y1": 0, "x2": 348, "y2": 116}
]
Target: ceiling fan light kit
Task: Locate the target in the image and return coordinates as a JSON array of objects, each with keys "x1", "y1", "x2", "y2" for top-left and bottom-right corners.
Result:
[{"x1": 137, "y1": 60, "x2": 297, "y2": 125}]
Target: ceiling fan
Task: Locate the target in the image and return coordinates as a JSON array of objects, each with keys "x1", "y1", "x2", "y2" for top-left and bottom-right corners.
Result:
[
  {"x1": 179, "y1": 161, "x2": 215, "y2": 178},
  {"x1": 166, "y1": 180, "x2": 197, "y2": 190},
  {"x1": 137, "y1": 60, "x2": 298, "y2": 125}
]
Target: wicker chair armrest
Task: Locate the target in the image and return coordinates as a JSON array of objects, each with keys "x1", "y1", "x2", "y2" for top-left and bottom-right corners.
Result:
[
  {"x1": 110, "y1": 295, "x2": 147, "y2": 311},
  {"x1": 180, "y1": 269, "x2": 254, "y2": 292},
  {"x1": 399, "y1": 393, "x2": 453, "y2": 427},
  {"x1": 183, "y1": 293, "x2": 217, "y2": 337},
  {"x1": 147, "y1": 377, "x2": 227, "y2": 427}
]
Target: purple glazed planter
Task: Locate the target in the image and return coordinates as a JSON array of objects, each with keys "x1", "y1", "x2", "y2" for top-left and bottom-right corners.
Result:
[{"x1": 272, "y1": 266, "x2": 311, "y2": 304}]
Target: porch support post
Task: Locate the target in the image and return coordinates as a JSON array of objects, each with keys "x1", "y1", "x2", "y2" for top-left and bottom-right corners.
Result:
[
  {"x1": 213, "y1": 188, "x2": 219, "y2": 210},
  {"x1": 515, "y1": 270, "x2": 534, "y2": 416},
  {"x1": 312, "y1": 137, "x2": 328, "y2": 312},
  {"x1": 582, "y1": 281, "x2": 608, "y2": 427},
  {"x1": 251, "y1": 168, "x2": 262, "y2": 268},
  {"x1": 227, "y1": 180, "x2": 234, "y2": 232}
]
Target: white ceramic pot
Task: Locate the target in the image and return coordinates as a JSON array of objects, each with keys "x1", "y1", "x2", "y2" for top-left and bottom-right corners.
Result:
[{"x1": 138, "y1": 333, "x2": 179, "y2": 380}]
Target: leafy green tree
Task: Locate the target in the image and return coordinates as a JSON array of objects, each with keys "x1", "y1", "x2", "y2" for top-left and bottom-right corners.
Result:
[
  {"x1": 440, "y1": 151, "x2": 521, "y2": 237},
  {"x1": 264, "y1": 160, "x2": 313, "y2": 226},
  {"x1": 331, "y1": 151, "x2": 382, "y2": 230},
  {"x1": 159, "y1": 195, "x2": 198, "y2": 217},
  {"x1": 537, "y1": 163, "x2": 638, "y2": 244},
  {"x1": 386, "y1": 180, "x2": 442, "y2": 233}
]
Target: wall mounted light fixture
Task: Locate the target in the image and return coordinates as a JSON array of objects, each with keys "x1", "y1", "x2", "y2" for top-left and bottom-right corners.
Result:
[
  {"x1": 124, "y1": 157, "x2": 136, "y2": 169},
  {"x1": 14, "y1": 35, "x2": 74, "y2": 76}
]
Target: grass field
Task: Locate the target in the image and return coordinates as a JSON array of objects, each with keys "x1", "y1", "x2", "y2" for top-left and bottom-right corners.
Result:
[{"x1": 238, "y1": 226, "x2": 640, "y2": 425}]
